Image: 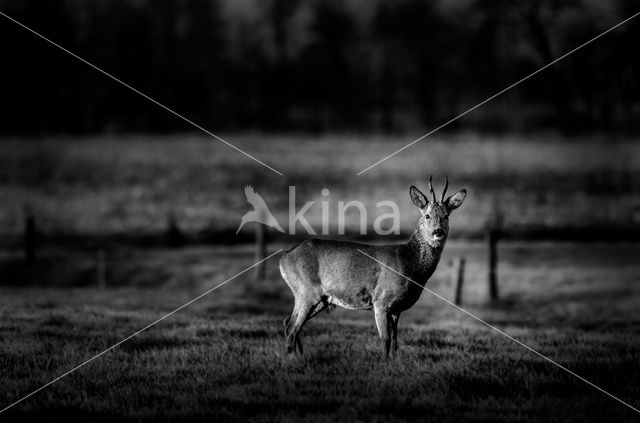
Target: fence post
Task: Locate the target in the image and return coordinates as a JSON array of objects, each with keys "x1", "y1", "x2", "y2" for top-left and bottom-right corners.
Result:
[
  {"x1": 97, "y1": 249, "x2": 106, "y2": 289},
  {"x1": 24, "y1": 205, "x2": 36, "y2": 266},
  {"x1": 254, "y1": 223, "x2": 267, "y2": 281},
  {"x1": 453, "y1": 257, "x2": 465, "y2": 306},
  {"x1": 166, "y1": 210, "x2": 184, "y2": 247},
  {"x1": 487, "y1": 227, "x2": 499, "y2": 301}
]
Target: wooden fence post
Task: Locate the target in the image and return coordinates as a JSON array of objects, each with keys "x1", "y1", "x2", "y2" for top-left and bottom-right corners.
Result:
[
  {"x1": 487, "y1": 227, "x2": 499, "y2": 301},
  {"x1": 254, "y1": 223, "x2": 267, "y2": 281},
  {"x1": 24, "y1": 206, "x2": 36, "y2": 266},
  {"x1": 97, "y1": 249, "x2": 106, "y2": 289},
  {"x1": 453, "y1": 257, "x2": 465, "y2": 306},
  {"x1": 166, "y1": 210, "x2": 184, "y2": 247}
]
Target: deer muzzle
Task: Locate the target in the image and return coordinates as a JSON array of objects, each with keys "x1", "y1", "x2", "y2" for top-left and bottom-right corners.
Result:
[{"x1": 432, "y1": 229, "x2": 445, "y2": 240}]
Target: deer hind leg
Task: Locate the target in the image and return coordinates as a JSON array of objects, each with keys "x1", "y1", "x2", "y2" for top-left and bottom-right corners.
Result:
[
  {"x1": 374, "y1": 305, "x2": 391, "y2": 359},
  {"x1": 283, "y1": 315, "x2": 292, "y2": 337},
  {"x1": 390, "y1": 314, "x2": 400, "y2": 358},
  {"x1": 283, "y1": 304, "x2": 299, "y2": 353},
  {"x1": 286, "y1": 296, "x2": 321, "y2": 355},
  {"x1": 283, "y1": 312, "x2": 304, "y2": 353},
  {"x1": 282, "y1": 309, "x2": 308, "y2": 353},
  {"x1": 284, "y1": 300, "x2": 325, "y2": 338}
]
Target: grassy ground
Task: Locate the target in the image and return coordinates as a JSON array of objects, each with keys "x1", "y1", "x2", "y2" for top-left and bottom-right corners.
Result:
[
  {"x1": 1, "y1": 241, "x2": 639, "y2": 422},
  {"x1": 1, "y1": 133, "x2": 638, "y2": 241}
]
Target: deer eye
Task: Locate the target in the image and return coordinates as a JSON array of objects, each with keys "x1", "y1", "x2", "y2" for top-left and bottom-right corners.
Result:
[{"x1": 425, "y1": 214, "x2": 430, "y2": 219}]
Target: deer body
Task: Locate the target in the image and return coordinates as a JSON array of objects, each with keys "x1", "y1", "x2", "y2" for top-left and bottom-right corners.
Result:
[{"x1": 279, "y1": 177, "x2": 466, "y2": 358}]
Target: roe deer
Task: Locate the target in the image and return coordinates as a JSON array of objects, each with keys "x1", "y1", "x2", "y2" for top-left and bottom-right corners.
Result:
[{"x1": 279, "y1": 176, "x2": 467, "y2": 358}]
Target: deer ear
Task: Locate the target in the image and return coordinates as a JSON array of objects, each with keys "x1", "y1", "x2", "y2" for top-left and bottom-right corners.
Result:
[
  {"x1": 410, "y1": 186, "x2": 428, "y2": 209},
  {"x1": 445, "y1": 189, "x2": 467, "y2": 211}
]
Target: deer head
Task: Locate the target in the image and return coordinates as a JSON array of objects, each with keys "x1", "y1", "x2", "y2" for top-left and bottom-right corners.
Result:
[{"x1": 409, "y1": 175, "x2": 467, "y2": 248}]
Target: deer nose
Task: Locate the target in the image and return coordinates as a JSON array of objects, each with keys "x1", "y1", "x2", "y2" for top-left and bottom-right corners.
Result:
[{"x1": 433, "y1": 229, "x2": 444, "y2": 238}]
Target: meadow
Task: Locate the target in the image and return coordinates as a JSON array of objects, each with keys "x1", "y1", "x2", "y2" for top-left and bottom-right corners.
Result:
[
  {"x1": 0, "y1": 133, "x2": 638, "y2": 421},
  {"x1": 1, "y1": 241, "x2": 639, "y2": 422},
  {"x1": 0, "y1": 133, "x2": 638, "y2": 243}
]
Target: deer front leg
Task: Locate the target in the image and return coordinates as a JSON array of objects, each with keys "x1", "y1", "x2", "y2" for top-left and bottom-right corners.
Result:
[{"x1": 374, "y1": 305, "x2": 391, "y2": 359}]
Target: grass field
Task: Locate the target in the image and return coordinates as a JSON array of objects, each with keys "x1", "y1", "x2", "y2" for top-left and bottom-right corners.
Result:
[
  {"x1": 1, "y1": 133, "x2": 638, "y2": 242},
  {"x1": 1, "y1": 241, "x2": 639, "y2": 422}
]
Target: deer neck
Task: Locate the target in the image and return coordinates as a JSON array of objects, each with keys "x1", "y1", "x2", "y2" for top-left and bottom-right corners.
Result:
[{"x1": 403, "y1": 220, "x2": 443, "y2": 283}]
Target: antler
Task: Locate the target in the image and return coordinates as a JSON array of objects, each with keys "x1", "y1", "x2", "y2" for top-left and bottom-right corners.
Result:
[
  {"x1": 428, "y1": 175, "x2": 436, "y2": 203},
  {"x1": 441, "y1": 175, "x2": 448, "y2": 202}
]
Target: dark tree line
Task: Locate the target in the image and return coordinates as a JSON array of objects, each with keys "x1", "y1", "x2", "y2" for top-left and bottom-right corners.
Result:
[{"x1": 1, "y1": 0, "x2": 638, "y2": 135}]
